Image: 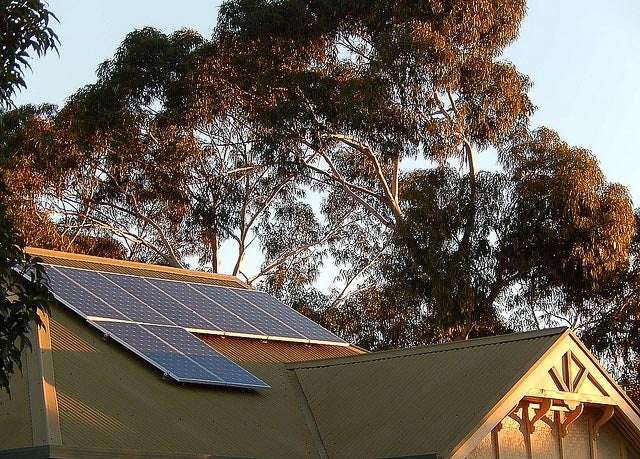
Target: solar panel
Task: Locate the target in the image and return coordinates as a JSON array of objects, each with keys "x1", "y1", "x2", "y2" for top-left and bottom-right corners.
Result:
[
  {"x1": 41, "y1": 260, "x2": 347, "y2": 389},
  {"x1": 101, "y1": 273, "x2": 221, "y2": 331},
  {"x1": 232, "y1": 289, "x2": 345, "y2": 343},
  {"x1": 188, "y1": 283, "x2": 306, "y2": 340},
  {"x1": 46, "y1": 266, "x2": 128, "y2": 320},
  {"x1": 49, "y1": 266, "x2": 173, "y2": 325},
  {"x1": 145, "y1": 324, "x2": 268, "y2": 388},
  {"x1": 93, "y1": 320, "x2": 268, "y2": 388},
  {"x1": 142, "y1": 277, "x2": 263, "y2": 335}
]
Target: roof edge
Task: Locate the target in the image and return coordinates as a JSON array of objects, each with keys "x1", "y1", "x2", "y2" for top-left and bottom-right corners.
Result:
[
  {"x1": 288, "y1": 327, "x2": 569, "y2": 370},
  {"x1": 450, "y1": 328, "x2": 640, "y2": 458},
  {"x1": 26, "y1": 247, "x2": 250, "y2": 288},
  {"x1": 26, "y1": 311, "x2": 62, "y2": 447},
  {"x1": 449, "y1": 327, "x2": 572, "y2": 458},
  {"x1": 0, "y1": 444, "x2": 217, "y2": 459}
]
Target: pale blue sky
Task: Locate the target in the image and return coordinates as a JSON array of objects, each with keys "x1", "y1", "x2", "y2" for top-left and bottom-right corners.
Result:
[{"x1": 14, "y1": 0, "x2": 640, "y2": 207}]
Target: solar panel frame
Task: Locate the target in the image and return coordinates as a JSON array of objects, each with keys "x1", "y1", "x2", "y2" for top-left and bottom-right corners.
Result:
[
  {"x1": 92, "y1": 320, "x2": 269, "y2": 389},
  {"x1": 187, "y1": 283, "x2": 308, "y2": 340},
  {"x1": 230, "y1": 288, "x2": 346, "y2": 344}
]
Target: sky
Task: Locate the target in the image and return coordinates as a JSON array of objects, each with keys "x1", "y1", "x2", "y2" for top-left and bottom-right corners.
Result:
[{"x1": 13, "y1": 0, "x2": 640, "y2": 206}]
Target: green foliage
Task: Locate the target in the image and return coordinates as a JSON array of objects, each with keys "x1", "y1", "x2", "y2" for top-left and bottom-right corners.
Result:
[
  {"x1": 502, "y1": 128, "x2": 636, "y2": 328},
  {"x1": 0, "y1": 0, "x2": 57, "y2": 394},
  {"x1": 2, "y1": 26, "x2": 332, "y2": 290},
  {"x1": 0, "y1": 0, "x2": 58, "y2": 108},
  {"x1": 334, "y1": 128, "x2": 636, "y2": 353},
  {"x1": 580, "y1": 209, "x2": 640, "y2": 402},
  {"x1": 0, "y1": 180, "x2": 54, "y2": 393}
]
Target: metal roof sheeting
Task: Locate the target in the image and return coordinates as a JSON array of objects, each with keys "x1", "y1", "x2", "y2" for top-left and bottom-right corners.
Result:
[
  {"x1": 291, "y1": 328, "x2": 566, "y2": 459},
  {"x1": 49, "y1": 306, "x2": 317, "y2": 458},
  {"x1": 197, "y1": 334, "x2": 364, "y2": 363},
  {"x1": 0, "y1": 367, "x2": 32, "y2": 449}
]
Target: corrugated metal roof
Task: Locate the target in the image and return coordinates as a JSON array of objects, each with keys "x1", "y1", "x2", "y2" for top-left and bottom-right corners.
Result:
[
  {"x1": 290, "y1": 328, "x2": 567, "y2": 459},
  {"x1": 27, "y1": 247, "x2": 248, "y2": 288},
  {"x1": 197, "y1": 334, "x2": 364, "y2": 363},
  {"x1": 49, "y1": 306, "x2": 317, "y2": 458}
]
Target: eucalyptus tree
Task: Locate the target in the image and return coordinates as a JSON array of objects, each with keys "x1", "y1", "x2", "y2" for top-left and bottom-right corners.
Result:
[
  {"x1": 3, "y1": 2, "x2": 638, "y2": 373},
  {"x1": 214, "y1": 0, "x2": 639, "y2": 351},
  {"x1": 0, "y1": 0, "x2": 58, "y2": 108},
  {"x1": 331, "y1": 128, "x2": 636, "y2": 348},
  {"x1": 213, "y1": 0, "x2": 533, "y2": 326},
  {"x1": 2, "y1": 27, "x2": 345, "y2": 288}
]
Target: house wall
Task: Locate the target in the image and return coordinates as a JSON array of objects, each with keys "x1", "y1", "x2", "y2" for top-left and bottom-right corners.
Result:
[
  {"x1": 0, "y1": 355, "x2": 33, "y2": 449},
  {"x1": 468, "y1": 405, "x2": 634, "y2": 459},
  {"x1": 499, "y1": 413, "x2": 528, "y2": 458},
  {"x1": 598, "y1": 420, "x2": 630, "y2": 459}
]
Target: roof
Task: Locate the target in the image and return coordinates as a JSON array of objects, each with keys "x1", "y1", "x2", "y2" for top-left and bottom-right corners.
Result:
[
  {"x1": 289, "y1": 328, "x2": 568, "y2": 458},
  {"x1": 47, "y1": 305, "x2": 318, "y2": 457},
  {"x1": 197, "y1": 334, "x2": 364, "y2": 363},
  {"x1": 4, "y1": 306, "x2": 640, "y2": 458}
]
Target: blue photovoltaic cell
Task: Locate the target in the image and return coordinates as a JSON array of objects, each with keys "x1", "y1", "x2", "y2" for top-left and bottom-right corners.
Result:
[
  {"x1": 191, "y1": 284, "x2": 306, "y2": 340},
  {"x1": 51, "y1": 267, "x2": 173, "y2": 325},
  {"x1": 143, "y1": 278, "x2": 261, "y2": 335},
  {"x1": 93, "y1": 320, "x2": 224, "y2": 384},
  {"x1": 102, "y1": 273, "x2": 220, "y2": 332},
  {"x1": 45, "y1": 266, "x2": 128, "y2": 320},
  {"x1": 92, "y1": 320, "x2": 268, "y2": 388},
  {"x1": 146, "y1": 325, "x2": 268, "y2": 388},
  {"x1": 233, "y1": 289, "x2": 345, "y2": 343}
]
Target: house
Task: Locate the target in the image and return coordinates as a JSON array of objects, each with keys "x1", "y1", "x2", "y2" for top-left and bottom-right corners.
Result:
[{"x1": 1, "y1": 248, "x2": 639, "y2": 458}]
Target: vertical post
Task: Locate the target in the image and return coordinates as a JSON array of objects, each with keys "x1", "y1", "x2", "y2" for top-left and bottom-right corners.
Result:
[
  {"x1": 522, "y1": 405, "x2": 533, "y2": 459},
  {"x1": 587, "y1": 409, "x2": 597, "y2": 459},
  {"x1": 491, "y1": 422, "x2": 501, "y2": 459},
  {"x1": 26, "y1": 312, "x2": 62, "y2": 446},
  {"x1": 556, "y1": 411, "x2": 564, "y2": 459}
]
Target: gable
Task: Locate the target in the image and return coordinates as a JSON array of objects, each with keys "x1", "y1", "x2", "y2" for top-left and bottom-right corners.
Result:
[{"x1": 453, "y1": 330, "x2": 640, "y2": 458}]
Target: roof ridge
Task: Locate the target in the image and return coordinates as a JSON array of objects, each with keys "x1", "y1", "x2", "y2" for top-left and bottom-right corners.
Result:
[
  {"x1": 290, "y1": 327, "x2": 568, "y2": 370},
  {"x1": 26, "y1": 247, "x2": 249, "y2": 287}
]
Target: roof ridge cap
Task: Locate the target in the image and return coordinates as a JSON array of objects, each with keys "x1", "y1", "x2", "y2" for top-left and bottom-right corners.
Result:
[
  {"x1": 26, "y1": 247, "x2": 249, "y2": 287},
  {"x1": 290, "y1": 327, "x2": 568, "y2": 370}
]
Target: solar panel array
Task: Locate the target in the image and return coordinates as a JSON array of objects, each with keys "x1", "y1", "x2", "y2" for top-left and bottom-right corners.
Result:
[
  {"x1": 93, "y1": 321, "x2": 267, "y2": 388},
  {"x1": 44, "y1": 264, "x2": 346, "y2": 389}
]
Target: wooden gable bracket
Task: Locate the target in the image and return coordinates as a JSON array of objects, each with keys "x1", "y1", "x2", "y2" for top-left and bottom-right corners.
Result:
[
  {"x1": 528, "y1": 398, "x2": 552, "y2": 433},
  {"x1": 560, "y1": 402, "x2": 584, "y2": 438},
  {"x1": 591, "y1": 405, "x2": 615, "y2": 437},
  {"x1": 549, "y1": 349, "x2": 590, "y2": 394},
  {"x1": 522, "y1": 349, "x2": 619, "y2": 438}
]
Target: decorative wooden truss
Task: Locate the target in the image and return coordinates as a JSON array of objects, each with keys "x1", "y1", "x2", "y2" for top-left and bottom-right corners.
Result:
[{"x1": 514, "y1": 349, "x2": 615, "y2": 439}]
